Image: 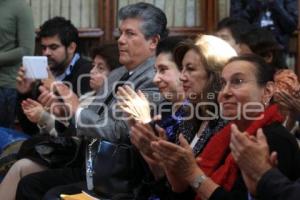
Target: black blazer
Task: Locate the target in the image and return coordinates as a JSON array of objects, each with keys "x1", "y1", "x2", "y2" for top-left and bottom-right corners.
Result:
[{"x1": 256, "y1": 167, "x2": 300, "y2": 200}]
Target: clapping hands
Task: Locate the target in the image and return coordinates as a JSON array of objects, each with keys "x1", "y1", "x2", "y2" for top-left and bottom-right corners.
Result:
[{"x1": 117, "y1": 85, "x2": 151, "y2": 123}]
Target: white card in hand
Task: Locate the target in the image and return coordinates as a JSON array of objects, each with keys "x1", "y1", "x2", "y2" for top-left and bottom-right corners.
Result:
[{"x1": 22, "y1": 56, "x2": 48, "y2": 79}]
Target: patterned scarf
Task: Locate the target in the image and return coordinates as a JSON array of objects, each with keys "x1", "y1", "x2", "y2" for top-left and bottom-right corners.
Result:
[{"x1": 159, "y1": 99, "x2": 191, "y2": 143}]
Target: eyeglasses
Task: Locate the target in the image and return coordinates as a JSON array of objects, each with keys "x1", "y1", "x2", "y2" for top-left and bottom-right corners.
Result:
[
  {"x1": 41, "y1": 44, "x2": 63, "y2": 51},
  {"x1": 220, "y1": 77, "x2": 256, "y2": 90}
]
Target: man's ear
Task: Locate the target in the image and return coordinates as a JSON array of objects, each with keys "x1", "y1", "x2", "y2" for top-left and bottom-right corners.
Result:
[
  {"x1": 67, "y1": 42, "x2": 77, "y2": 55},
  {"x1": 149, "y1": 35, "x2": 160, "y2": 51},
  {"x1": 262, "y1": 81, "x2": 274, "y2": 105}
]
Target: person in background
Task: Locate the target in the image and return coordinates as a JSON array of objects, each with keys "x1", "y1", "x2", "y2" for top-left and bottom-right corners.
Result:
[
  {"x1": 0, "y1": 44, "x2": 120, "y2": 200},
  {"x1": 0, "y1": 0, "x2": 35, "y2": 128},
  {"x1": 230, "y1": 0, "x2": 298, "y2": 52},
  {"x1": 238, "y1": 27, "x2": 300, "y2": 135},
  {"x1": 216, "y1": 17, "x2": 252, "y2": 54},
  {"x1": 273, "y1": 69, "x2": 300, "y2": 140},
  {"x1": 238, "y1": 27, "x2": 287, "y2": 70}
]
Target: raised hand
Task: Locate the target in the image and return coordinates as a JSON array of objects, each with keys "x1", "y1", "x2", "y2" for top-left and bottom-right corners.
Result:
[
  {"x1": 38, "y1": 85, "x2": 56, "y2": 109},
  {"x1": 16, "y1": 66, "x2": 35, "y2": 94},
  {"x1": 41, "y1": 68, "x2": 55, "y2": 90},
  {"x1": 130, "y1": 122, "x2": 167, "y2": 179},
  {"x1": 151, "y1": 134, "x2": 200, "y2": 182},
  {"x1": 131, "y1": 122, "x2": 158, "y2": 157},
  {"x1": 52, "y1": 82, "x2": 79, "y2": 118},
  {"x1": 230, "y1": 124, "x2": 274, "y2": 194},
  {"x1": 117, "y1": 85, "x2": 151, "y2": 123},
  {"x1": 275, "y1": 90, "x2": 300, "y2": 114},
  {"x1": 21, "y1": 98, "x2": 44, "y2": 123}
]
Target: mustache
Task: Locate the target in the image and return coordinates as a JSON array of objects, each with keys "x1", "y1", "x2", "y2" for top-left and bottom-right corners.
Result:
[{"x1": 47, "y1": 58, "x2": 55, "y2": 63}]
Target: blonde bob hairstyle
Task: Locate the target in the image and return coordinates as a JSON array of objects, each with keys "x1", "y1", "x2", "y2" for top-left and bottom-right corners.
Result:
[{"x1": 174, "y1": 34, "x2": 237, "y2": 115}]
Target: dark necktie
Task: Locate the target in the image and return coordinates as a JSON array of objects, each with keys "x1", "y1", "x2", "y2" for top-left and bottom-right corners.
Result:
[{"x1": 97, "y1": 72, "x2": 131, "y2": 115}]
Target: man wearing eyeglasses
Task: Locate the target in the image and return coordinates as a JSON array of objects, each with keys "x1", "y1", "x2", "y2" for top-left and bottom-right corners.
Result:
[{"x1": 16, "y1": 17, "x2": 92, "y2": 135}]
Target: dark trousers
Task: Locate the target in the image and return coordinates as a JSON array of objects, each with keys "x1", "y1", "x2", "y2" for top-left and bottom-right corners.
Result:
[
  {"x1": 0, "y1": 87, "x2": 17, "y2": 128},
  {"x1": 16, "y1": 167, "x2": 85, "y2": 200}
]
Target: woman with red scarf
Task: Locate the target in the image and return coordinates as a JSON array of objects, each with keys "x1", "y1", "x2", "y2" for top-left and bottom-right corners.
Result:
[{"x1": 151, "y1": 55, "x2": 300, "y2": 200}]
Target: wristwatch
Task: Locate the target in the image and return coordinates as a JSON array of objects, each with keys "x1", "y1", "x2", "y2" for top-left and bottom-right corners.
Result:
[{"x1": 191, "y1": 174, "x2": 208, "y2": 191}]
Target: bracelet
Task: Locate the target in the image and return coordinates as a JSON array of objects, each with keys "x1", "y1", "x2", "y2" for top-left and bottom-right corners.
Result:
[{"x1": 191, "y1": 174, "x2": 208, "y2": 191}]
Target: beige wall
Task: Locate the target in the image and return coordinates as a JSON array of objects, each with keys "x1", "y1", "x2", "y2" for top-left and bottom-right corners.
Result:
[
  {"x1": 26, "y1": 0, "x2": 231, "y2": 29},
  {"x1": 25, "y1": 0, "x2": 99, "y2": 28}
]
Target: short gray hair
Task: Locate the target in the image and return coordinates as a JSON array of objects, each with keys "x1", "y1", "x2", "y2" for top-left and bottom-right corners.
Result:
[{"x1": 118, "y1": 2, "x2": 168, "y2": 40}]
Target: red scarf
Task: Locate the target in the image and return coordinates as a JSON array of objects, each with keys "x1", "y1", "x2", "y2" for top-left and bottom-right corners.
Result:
[{"x1": 196, "y1": 104, "x2": 283, "y2": 194}]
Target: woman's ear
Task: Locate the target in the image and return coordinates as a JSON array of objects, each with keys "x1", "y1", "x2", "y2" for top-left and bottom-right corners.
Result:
[{"x1": 262, "y1": 81, "x2": 274, "y2": 105}]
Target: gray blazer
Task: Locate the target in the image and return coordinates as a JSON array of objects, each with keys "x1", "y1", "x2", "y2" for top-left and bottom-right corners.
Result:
[{"x1": 75, "y1": 57, "x2": 162, "y2": 143}]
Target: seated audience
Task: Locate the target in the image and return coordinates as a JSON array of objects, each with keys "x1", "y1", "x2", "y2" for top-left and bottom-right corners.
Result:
[
  {"x1": 46, "y1": 35, "x2": 187, "y2": 200},
  {"x1": 16, "y1": 2, "x2": 167, "y2": 199},
  {"x1": 151, "y1": 55, "x2": 300, "y2": 200},
  {"x1": 118, "y1": 34, "x2": 237, "y2": 199},
  {"x1": 0, "y1": 44, "x2": 120, "y2": 200}
]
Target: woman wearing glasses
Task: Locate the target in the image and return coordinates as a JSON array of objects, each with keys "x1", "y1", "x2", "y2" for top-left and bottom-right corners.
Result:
[{"x1": 152, "y1": 55, "x2": 300, "y2": 200}]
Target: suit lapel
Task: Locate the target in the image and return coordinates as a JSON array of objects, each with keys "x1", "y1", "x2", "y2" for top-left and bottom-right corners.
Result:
[
  {"x1": 128, "y1": 57, "x2": 155, "y2": 82},
  {"x1": 89, "y1": 67, "x2": 127, "y2": 112},
  {"x1": 89, "y1": 56, "x2": 155, "y2": 114}
]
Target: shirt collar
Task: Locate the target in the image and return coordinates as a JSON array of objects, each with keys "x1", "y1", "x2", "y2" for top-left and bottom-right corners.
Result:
[
  {"x1": 55, "y1": 53, "x2": 80, "y2": 81},
  {"x1": 126, "y1": 56, "x2": 155, "y2": 76}
]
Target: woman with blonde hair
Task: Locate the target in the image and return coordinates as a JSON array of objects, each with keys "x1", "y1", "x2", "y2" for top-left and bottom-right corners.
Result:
[
  {"x1": 152, "y1": 55, "x2": 300, "y2": 200},
  {"x1": 118, "y1": 34, "x2": 237, "y2": 199}
]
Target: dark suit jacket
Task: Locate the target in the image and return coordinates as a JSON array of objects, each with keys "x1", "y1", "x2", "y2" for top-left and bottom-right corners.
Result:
[
  {"x1": 17, "y1": 57, "x2": 92, "y2": 135},
  {"x1": 62, "y1": 57, "x2": 93, "y2": 96},
  {"x1": 257, "y1": 168, "x2": 300, "y2": 200},
  {"x1": 230, "y1": 0, "x2": 298, "y2": 49}
]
